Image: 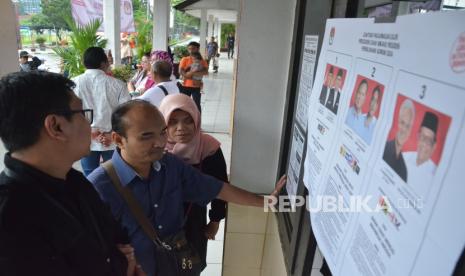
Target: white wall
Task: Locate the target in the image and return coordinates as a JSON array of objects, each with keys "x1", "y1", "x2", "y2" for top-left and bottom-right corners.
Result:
[
  {"x1": 230, "y1": 0, "x2": 296, "y2": 193},
  {"x1": 0, "y1": 1, "x2": 20, "y2": 77}
]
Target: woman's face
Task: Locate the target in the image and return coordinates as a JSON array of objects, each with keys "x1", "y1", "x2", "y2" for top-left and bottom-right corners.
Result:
[
  {"x1": 369, "y1": 90, "x2": 380, "y2": 116},
  {"x1": 141, "y1": 56, "x2": 150, "y2": 72},
  {"x1": 167, "y1": 110, "x2": 196, "y2": 143}
]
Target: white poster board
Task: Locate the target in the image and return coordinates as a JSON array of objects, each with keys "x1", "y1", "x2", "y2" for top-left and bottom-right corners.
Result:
[
  {"x1": 286, "y1": 35, "x2": 319, "y2": 202},
  {"x1": 295, "y1": 35, "x2": 319, "y2": 129},
  {"x1": 303, "y1": 11, "x2": 465, "y2": 276}
]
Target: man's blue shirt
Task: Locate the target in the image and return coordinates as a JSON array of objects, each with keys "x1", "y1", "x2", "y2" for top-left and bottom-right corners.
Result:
[{"x1": 88, "y1": 151, "x2": 224, "y2": 276}]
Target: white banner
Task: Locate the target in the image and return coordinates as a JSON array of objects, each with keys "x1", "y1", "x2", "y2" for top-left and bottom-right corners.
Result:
[
  {"x1": 304, "y1": 11, "x2": 465, "y2": 276},
  {"x1": 71, "y1": 0, "x2": 136, "y2": 33}
]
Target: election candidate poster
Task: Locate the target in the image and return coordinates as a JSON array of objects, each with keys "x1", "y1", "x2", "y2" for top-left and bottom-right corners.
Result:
[
  {"x1": 71, "y1": 0, "x2": 136, "y2": 33},
  {"x1": 303, "y1": 11, "x2": 465, "y2": 276}
]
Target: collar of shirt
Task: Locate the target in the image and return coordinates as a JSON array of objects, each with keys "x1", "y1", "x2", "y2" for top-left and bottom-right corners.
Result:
[
  {"x1": 3, "y1": 153, "x2": 82, "y2": 194},
  {"x1": 155, "y1": 80, "x2": 172, "y2": 87},
  {"x1": 84, "y1": 68, "x2": 106, "y2": 76},
  {"x1": 2, "y1": 153, "x2": 87, "y2": 220},
  {"x1": 111, "y1": 150, "x2": 163, "y2": 187}
]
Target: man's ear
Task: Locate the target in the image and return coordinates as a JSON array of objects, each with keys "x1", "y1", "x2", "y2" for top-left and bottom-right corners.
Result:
[
  {"x1": 112, "y1": 131, "x2": 125, "y2": 149},
  {"x1": 43, "y1": 115, "x2": 67, "y2": 142}
]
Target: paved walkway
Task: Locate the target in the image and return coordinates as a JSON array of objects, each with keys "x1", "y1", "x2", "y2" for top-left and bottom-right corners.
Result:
[{"x1": 199, "y1": 55, "x2": 234, "y2": 276}]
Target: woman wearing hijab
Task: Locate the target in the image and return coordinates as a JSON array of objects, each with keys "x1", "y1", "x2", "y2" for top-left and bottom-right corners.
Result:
[{"x1": 159, "y1": 94, "x2": 227, "y2": 272}]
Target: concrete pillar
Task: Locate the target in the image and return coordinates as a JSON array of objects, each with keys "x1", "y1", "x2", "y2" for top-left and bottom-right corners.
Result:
[
  {"x1": 0, "y1": 1, "x2": 19, "y2": 76},
  {"x1": 208, "y1": 14, "x2": 214, "y2": 38},
  {"x1": 103, "y1": 0, "x2": 121, "y2": 65},
  {"x1": 231, "y1": 0, "x2": 296, "y2": 193},
  {"x1": 153, "y1": 0, "x2": 170, "y2": 51},
  {"x1": 215, "y1": 18, "x2": 221, "y2": 48},
  {"x1": 199, "y1": 9, "x2": 207, "y2": 56}
]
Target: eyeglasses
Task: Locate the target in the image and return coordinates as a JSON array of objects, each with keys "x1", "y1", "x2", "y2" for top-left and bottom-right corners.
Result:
[{"x1": 52, "y1": 109, "x2": 93, "y2": 124}]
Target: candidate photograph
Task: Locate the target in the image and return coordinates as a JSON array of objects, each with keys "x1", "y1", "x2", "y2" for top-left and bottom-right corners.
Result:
[
  {"x1": 382, "y1": 94, "x2": 451, "y2": 200},
  {"x1": 318, "y1": 63, "x2": 347, "y2": 115},
  {"x1": 345, "y1": 76, "x2": 384, "y2": 145}
]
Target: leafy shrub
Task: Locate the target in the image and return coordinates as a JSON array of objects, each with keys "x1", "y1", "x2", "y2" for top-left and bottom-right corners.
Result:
[
  {"x1": 112, "y1": 65, "x2": 134, "y2": 82},
  {"x1": 36, "y1": 36, "x2": 46, "y2": 45},
  {"x1": 173, "y1": 45, "x2": 189, "y2": 63},
  {"x1": 53, "y1": 18, "x2": 107, "y2": 78}
]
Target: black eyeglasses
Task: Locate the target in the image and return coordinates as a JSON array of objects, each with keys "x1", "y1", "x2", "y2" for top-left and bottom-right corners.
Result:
[{"x1": 52, "y1": 109, "x2": 93, "y2": 124}]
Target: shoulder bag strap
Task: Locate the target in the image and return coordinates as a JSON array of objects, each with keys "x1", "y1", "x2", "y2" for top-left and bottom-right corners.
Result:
[
  {"x1": 101, "y1": 161, "x2": 171, "y2": 250},
  {"x1": 158, "y1": 84, "x2": 169, "y2": 96}
]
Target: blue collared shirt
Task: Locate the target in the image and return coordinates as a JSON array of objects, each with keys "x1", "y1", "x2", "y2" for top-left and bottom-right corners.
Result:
[{"x1": 88, "y1": 151, "x2": 224, "y2": 276}]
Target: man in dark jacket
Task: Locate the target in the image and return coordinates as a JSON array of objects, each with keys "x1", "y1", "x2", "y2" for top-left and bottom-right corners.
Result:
[
  {"x1": 0, "y1": 71, "x2": 145, "y2": 275},
  {"x1": 18, "y1": 50, "x2": 42, "y2": 72}
]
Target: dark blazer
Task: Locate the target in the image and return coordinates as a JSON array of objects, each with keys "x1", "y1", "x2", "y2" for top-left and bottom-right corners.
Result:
[
  {"x1": 382, "y1": 140, "x2": 408, "y2": 182},
  {"x1": 319, "y1": 85, "x2": 329, "y2": 105},
  {"x1": 0, "y1": 154, "x2": 129, "y2": 276},
  {"x1": 325, "y1": 89, "x2": 341, "y2": 114}
]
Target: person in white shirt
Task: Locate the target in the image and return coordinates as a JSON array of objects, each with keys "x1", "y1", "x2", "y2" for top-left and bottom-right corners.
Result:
[
  {"x1": 73, "y1": 47, "x2": 131, "y2": 176},
  {"x1": 346, "y1": 79, "x2": 368, "y2": 135},
  {"x1": 127, "y1": 52, "x2": 151, "y2": 97},
  {"x1": 138, "y1": 60, "x2": 180, "y2": 107},
  {"x1": 404, "y1": 111, "x2": 439, "y2": 200},
  {"x1": 359, "y1": 85, "x2": 381, "y2": 145}
]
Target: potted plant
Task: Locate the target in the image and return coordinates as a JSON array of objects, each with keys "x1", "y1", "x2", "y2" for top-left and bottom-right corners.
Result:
[
  {"x1": 173, "y1": 45, "x2": 189, "y2": 63},
  {"x1": 36, "y1": 36, "x2": 46, "y2": 51},
  {"x1": 53, "y1": 18, "x2": 107, "y2": 78},
  {"x1": 111, "y1": 65, "x2": 133, "y2": 82},
  {"x1": 172, "y1": 45, "x2": 189, "y2": 79}
]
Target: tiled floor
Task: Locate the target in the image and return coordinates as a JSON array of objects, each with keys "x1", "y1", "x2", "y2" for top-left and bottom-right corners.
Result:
[{"x1": 200, "y1": 55, "x2": 235, "y2": 276}]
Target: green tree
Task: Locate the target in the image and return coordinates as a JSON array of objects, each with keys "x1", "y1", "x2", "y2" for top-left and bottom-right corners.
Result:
[
  {"x1": 23, "y1": 13, "x2": 53, "y2": 35},
  {"x1": 171, "y1": 0, "x2": 200, "y2": 35},
  {"x1": 221, "y1": 24, "x2": 235, "y2": 48},
  {"x1": 41, "y1": 0, "x2": 72, "y2": 40}
]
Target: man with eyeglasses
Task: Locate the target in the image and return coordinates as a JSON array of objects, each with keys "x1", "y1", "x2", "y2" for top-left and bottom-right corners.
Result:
[
  {"x1": 403, "y1": 111, "x2": 439, "y2": 199},
  {"x1": 0, "y1": 71, "x2": 145, "y2": 275},
  {"x1": 73, "y1": 47, "x2": 131, "y2": 176}
]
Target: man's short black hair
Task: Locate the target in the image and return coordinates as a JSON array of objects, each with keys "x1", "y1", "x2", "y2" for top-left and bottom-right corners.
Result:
[
  {"x1": 0, "y1": 71, "x2": 75, "y2": 152},
  {"x1": 152, "y1": 60, "x2": 172, "y2": 79},
  {"x1": 359, "y1": 79, "x2": 368, "y2": 89},
  {"x1": 337, "y1": 69, "x2": 343, "y2": 77},
  {"x1": 188, "y1": 41, "x2": 200, "y2": 48},
  {"x1": 112, "y1": 100, "x2": 157, "y2": 137},
  {"x1": 83, "y1": 47, "x2": 108, "y2": 69}
]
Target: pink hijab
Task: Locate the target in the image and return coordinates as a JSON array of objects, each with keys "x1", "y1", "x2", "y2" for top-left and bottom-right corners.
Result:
[{"x1": 159, "y1": 94, "x2": 220, "y2": 165}]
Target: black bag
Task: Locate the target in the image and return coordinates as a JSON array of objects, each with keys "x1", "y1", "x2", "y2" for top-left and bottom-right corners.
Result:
[
  {"x1": 154, "y1": 231, "x2": 201, "y2": 275},
  {"x1": 102, "y1": 161, "x2": 201, "y2": 276}
]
